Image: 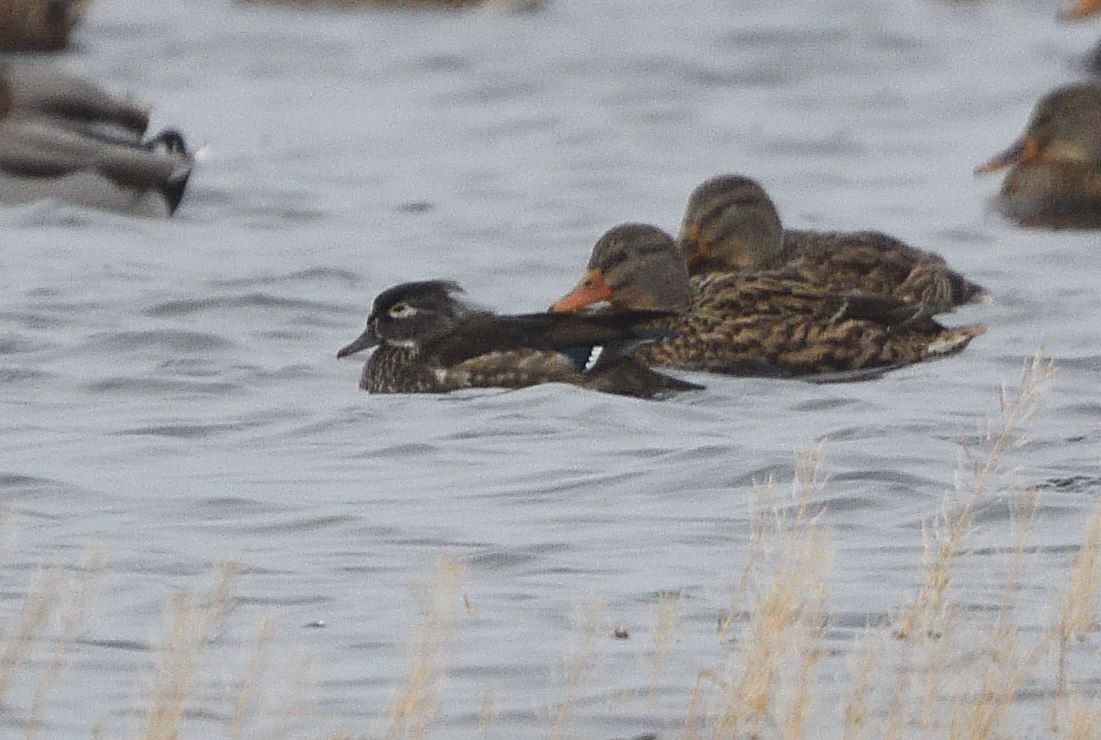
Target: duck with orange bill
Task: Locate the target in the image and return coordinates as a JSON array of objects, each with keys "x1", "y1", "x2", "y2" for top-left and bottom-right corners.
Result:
[
  {"x1": 975, "y1": 83, "x2": 1101, "y2": 229},
  {"x1": 551, "y1": 223, "x2": 985, "y2": 379}
]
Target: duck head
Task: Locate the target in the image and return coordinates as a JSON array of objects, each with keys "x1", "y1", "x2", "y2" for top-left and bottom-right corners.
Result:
[
  {"x1": 337, "y1": 279, "x2": 470, "y2": 357},
  {"x1": 976, "y1": 84, "x2": 1101, "y2": 173},
  {"x1": 677, "y1": 175, "x2": 784, "y2": 274},
  {"x1": 551, "y1": 223, "x2": 691, "y2": 313}
]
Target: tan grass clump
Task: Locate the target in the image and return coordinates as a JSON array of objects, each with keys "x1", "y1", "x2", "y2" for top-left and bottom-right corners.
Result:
[{"x1": 685, "y1": 443, "x2": 834, "y2": 739}]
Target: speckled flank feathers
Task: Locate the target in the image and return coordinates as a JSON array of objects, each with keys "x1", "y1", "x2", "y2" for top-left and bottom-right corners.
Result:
[
  {"x1": 635, "y1": 271, "x2": 986, "y2": 377},
  {"x1": 554, "y1": 223, "x2": 985, "y2": 378},
  {"x1": 677, "y1": 175, "x2": 988, "y2": 311}
]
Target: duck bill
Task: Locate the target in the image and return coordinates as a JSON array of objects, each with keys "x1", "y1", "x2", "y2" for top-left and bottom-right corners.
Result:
[
  {"x1": 1062, "y1": 0, "x2": 1101, "y2": 19},
  {"x1": 550, "y1": 269, "x2": 613, "y2": 313},
  {"x1": 974, "y1": 136, "x2": 1040, "y2": 175},
  {"x1": 336, "y1": 323, "x2": 379, "y2": 358}
]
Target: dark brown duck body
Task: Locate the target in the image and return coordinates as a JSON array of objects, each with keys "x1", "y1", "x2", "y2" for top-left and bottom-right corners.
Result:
[
  {"x1": 678, "y1": 175, "x2": 987, "y2": 312},
  {"x1": 338, "y1": 280, "x2": 700, "y2": 398},
  {"x1": 975, "y1": 83, "x2": 1101, "y2": 229},
  {"x1": 553, "y1": 224, "x2": 985, "y2": 378}
]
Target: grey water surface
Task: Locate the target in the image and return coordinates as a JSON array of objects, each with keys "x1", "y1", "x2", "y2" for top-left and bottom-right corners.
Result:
[{"x1": 3, "y1": 0, "x2": 1101, "y2": 736}]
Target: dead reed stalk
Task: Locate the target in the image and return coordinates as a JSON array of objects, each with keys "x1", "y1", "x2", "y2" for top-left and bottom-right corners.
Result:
[
  {"x1": 895, "y1": 352, "x2": 1055, "y2": 643},
  {"x1": 704, "y1": 444, "x2": 834, "y2": 738},
  {"x1": 1052, "y1": 503, "x2": 1101, "y2": 729},
  {"x1": 550, "y1": 600, "x2": 603, "y2": 740},
  {"x1": 228, "y1": 617, "x2": 276, "y2": 737},
  {"x1": 649, "y1": 592, "x2": 683, "y2": 704},
  {"x1": 26, "y1": 549, "x2": 104, "y2": 740},
  {"x1": 143, "y1": 561, "x2": 242, "y2": 740},
  {"x1": 387, "y1": 556, "x2": 466, "y2": 740},
  {"x1": 0, "y1": 569, "x2": 64, "y2": 707}
]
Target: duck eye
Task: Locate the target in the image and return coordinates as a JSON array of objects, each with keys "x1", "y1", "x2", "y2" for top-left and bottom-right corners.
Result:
[{"x1": 388, "y1": 302, "x2": 417, "y2": 318}]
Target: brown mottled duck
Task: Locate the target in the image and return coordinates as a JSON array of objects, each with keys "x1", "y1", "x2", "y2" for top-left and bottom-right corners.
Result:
[
  {"x1": 676, "y1": 175, "x2": 987, "y2": 312},
  {"x1": 551, "y1": 224, "x2": 985, "y2": 379}
]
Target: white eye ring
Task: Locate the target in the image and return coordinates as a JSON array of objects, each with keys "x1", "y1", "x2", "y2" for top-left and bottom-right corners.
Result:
[{"x1": 388, "y1": 302, "x2": 418, "y2": 318}]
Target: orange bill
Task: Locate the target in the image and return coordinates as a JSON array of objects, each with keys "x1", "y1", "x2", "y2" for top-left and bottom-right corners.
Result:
[
  {"x1": 550, "y1": 269, "x2": 613, "y2": 313},
  {"x1": 974, "y1": 136, "x2": 1040, "y2": 175},
  {"x1": 1063, "y1": 0, "x2": 1101, "y2": 20}
]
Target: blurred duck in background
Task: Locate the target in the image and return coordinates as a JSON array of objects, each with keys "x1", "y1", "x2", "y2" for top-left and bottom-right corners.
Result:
[
  {"x1": 235, "y1": 0, "x2": 542, "y2": 11},
  {"x1": 0, "y1": 65, "x2": 194, "y2": 215},
  {"x1": 0, "y1": 0, "x2": 89, "y2": 52},
  {"x1": 1061, "y1": 0, "x2": 1101, "y2": 74},
  {"x1": 975, "y1": 83, "x2": 1101, "y2": 229}
]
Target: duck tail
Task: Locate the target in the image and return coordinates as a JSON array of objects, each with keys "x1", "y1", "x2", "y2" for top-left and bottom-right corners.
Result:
[
  {"x1": 160, "y1": 169, "x2": 191, "y2": 216},
  {"x1": 961, "y1": 282, "x2": 993, "y2": 306},
  {"x1": 147, "y1": 128, "x2": 192, "y2": 216},
  {"x1": 924, "y1": 323, "x2": 986, "y2": 358}
]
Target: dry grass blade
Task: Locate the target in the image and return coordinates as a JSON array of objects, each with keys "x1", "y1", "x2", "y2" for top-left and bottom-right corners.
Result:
[
  {"x1": 550, "y1": 601, "x2": 603, "y2": 740},
  {"x1": 1052, "y1": 503, "x2": 1101, "y2": 729},
  {"x1": 0, "y1": 569, "x2": 64, "y2": 706},
  {"x1": 388, "y1": 556, "x2": 466, "y2": 740},
  {"x1": 842, "y1": 633, "x2": 882, "y2": 740},
  {"x1": 229, "y1": 617, "x2": 276, "y2": 737},
  {"x1": 143, "y1": 562, "x2": 242, "y2": 740},
  {"x1": 649, "y1": 592, "x2": 683, "y2": 704},
  {"x1": 710, "y1": 444, "x2": 833, "y2": 738},
  {"x1": 896, "y1": 351, "x2": 1055, "y2": 644},
  {"x1": 26, "y1": 549, "x2": 104, "y2": 740}
]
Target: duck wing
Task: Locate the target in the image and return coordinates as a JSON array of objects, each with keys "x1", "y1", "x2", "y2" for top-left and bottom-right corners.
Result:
[
  {"x1": 422, "y1": 310, "x2": 674, "y2": 368},
  {"x1": 782, "y1": 229, "x2": 988, "y2": 310},
  {"x1": 3, "y1": 64, "x2": 149, "y2": 138}
]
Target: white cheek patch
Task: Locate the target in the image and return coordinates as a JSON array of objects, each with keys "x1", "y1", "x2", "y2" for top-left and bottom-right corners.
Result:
[
  {"x1": 386, "y1": 339, "x2": 418, "y2": 349},
  {"x1": 584, "y1": 346, "x2": 604, "y2": 372},
  {"x1": 389, "y1": 304, "x2": 419, "y2": 318}
]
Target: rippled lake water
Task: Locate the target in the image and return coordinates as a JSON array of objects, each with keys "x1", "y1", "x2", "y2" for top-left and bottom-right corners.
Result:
[{"x1": 3, "y1": 0, "x2": 1101, "y2": 736}]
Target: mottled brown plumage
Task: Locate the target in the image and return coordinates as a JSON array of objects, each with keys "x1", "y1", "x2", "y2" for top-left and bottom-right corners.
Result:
[
  {"x1": 975, "y1": 84, "x2": 1101, "y2": 229},
  {"x1": 337, "y1": 280, "x2": 701, "y2": 397},
  {"x1": 0, "y1": 0, "x2": 88, "y2": 52},
  {"x1": 677, "y1": 175, "x2": 987, "y2": 312},
  {"x1": 552, "y1": 224, "x2": 985, "y2": 378}
]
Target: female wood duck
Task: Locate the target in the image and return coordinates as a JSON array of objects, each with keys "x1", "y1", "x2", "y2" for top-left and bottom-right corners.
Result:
[
  {"x1": 0, "y1": 0, "x2": 88, "y2": 52},
  {"x1": 676, "y1": 175, "x2": 987, "y2": 312},
  {"x1": 550, "y1": 224, "x2": 985, "y2": 378},
  {"x1": 336, "y1": 280, "x2": 702, "y2": 398},
  {"x1": 0, "y1": 71, "x2": 193, "y2": 215},
  {"x1": 975, "y1": 83, "x2": 1101, "y2": 229}
]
